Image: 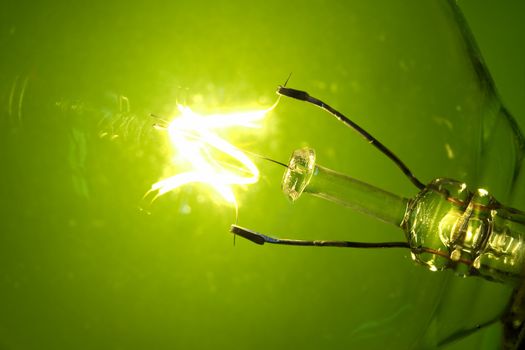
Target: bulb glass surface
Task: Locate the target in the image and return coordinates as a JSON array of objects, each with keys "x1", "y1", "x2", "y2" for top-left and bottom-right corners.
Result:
[{"x1": 1, "y1": 1, "x2": 524, "y2": 350}]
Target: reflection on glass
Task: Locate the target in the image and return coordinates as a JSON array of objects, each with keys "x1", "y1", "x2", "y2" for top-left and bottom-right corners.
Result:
[{"x1": 0, "y1": 0, "x2": 523, "y2": 349}]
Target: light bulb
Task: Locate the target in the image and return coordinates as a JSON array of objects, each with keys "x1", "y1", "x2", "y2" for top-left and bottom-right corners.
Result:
[{"x1": 232, "y1": 86, "x2": 525, "y2": 347}]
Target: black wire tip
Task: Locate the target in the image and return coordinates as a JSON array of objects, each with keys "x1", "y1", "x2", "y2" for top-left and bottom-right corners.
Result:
[
  {"x1": 230, "y1": 225, "x2": 268, "y2": 245},
  {"x1": 277, "y1": 86, "x2": 311, "y2": 102}
]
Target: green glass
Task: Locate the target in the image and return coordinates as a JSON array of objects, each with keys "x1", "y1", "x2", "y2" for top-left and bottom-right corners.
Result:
[
  {"x1": 1, "y1": 0, "x2": 524, "y2": 349},
  {"x1": 282, "y1": 147, "x2": 409, "y2": 226},
  {"x1": 282, "y1": 148, "x2": 525, "y2": 285}
]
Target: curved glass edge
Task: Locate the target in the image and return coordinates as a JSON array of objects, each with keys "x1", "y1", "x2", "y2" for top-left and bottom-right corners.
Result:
[{"x1": 421, "y1": 2, "x2": 525, "y2": 349}]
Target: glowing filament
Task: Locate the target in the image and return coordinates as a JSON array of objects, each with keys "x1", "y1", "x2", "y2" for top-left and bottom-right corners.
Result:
[{"x1": 149, "y1": 101, "x2": 276, "y2": 206}]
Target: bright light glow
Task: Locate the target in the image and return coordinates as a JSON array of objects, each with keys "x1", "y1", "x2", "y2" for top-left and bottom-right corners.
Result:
[{"x1": 148, "y1": 100, "x2": 277, "y2": 206}]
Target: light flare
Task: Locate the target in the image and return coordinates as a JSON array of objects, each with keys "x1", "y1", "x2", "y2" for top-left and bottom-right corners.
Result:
[{"x1": 148, "y1": 99, "x2": 278, "y2": 206}]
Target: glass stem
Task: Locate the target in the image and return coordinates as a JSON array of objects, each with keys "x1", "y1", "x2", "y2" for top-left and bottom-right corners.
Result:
[
  {"x1": 281, "y1": 148, "x2": 525, "y2": 285},
  {"x1": 282, "y1": 147, "x2": 409, "y2": 227}
]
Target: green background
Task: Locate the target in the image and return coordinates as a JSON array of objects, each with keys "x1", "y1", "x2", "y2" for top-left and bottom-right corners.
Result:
[{"x1": 1, "y1": 1, "x2": 524, "y2": 349}]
